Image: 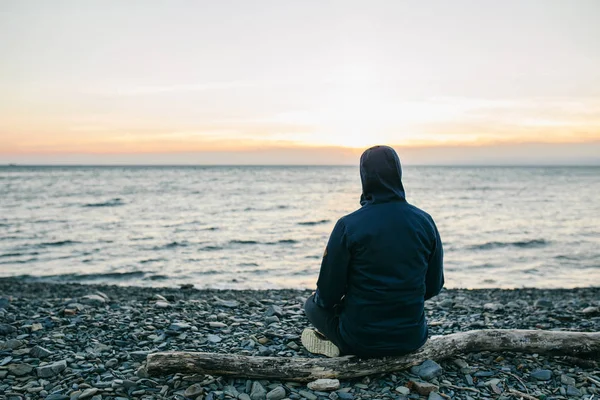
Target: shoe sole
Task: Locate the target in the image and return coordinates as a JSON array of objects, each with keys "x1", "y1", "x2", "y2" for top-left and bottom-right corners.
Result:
[{"x1": 301, "y1": 328, "x2": 340, "y2": 358}]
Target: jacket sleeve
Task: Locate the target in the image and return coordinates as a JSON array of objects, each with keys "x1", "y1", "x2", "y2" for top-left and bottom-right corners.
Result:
[
  {"x1": 315, "y1": 219, "x2": 351, "y2": 309},
  {"x1": 425, "y1": 218, "x2": 444, "y2": 301}
]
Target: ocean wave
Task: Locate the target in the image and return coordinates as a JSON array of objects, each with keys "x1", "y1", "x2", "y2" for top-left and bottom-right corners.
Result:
[
  {"x1": 200, "y1": 245, "x2": 224, "y2": 251},
  {"x1": 229, "y1": 240, "x2": 259, "y2": 245},
  {"x1": 35, "y1": 240, "x2": 80, "y2": 248},
  {"x1": 298, "y1": 219, "x2": 330, "y2": 226},
  {"x1": 468, "y1": 239, "x2": 549, "y2": 250},
  {"x1": 83, "y1": 198, "x2": 125, "y2": 207},
  {"x1": 139, "y1": 258, "x2": 166, "y2": 264},
  {"x1": 12, "y1": 271, "x2": 146, "y2": 281},
  {"x1": 0, "y1": 252, "x2": 40, "y2": 258},
  {"x1": 152, "y1": 241, "x2": 188, "y2": 250},
  {"x1": 143, "y1": 274, "x2": 169, "y2": 281}
]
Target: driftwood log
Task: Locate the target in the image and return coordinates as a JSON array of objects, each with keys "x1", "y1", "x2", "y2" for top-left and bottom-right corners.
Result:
[{"x1": 146, "y1": 329, "x2": 600, "y2": 382}]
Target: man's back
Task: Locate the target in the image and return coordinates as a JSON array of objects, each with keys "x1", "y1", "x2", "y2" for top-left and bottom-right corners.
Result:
[
  {"x1": 339, "y1": 200, "x2": 443, "y2": 356},
  {"x1": 312, "y1": 145, "x2": 444, "y2": 357}
]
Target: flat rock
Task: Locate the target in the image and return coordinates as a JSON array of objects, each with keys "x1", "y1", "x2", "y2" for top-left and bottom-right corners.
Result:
[
  {"x1": 299, "y1": 390, "x2": 318, "y2": 400},
  {"x1": 0, "y1": 323, "x2": 16, "y2": 335},
  {"x1": 30, "y1": 345, "x2": 53, "y2": 358},
  {"x1": 207, "y1": 334, "x2": 222, "y2": 343},
  {"x1": 411, "y1": 359, "x2": 443, "y2": 380},
  {"x1": 155, "y1": 301, "x2": 170, "y2": 308},
  {"x1": 214, "y1": 296, "x2": 239, "y2": 308},
  {"x1": 534, "y1": 298, "x2": 553, "y2": 308},
  {"x1": 46, "y1": 395, "x2": 69, "y2": 400},
  {"x1": 184, "y1": 383, "x2": 204, "y2": 398},
  {"x1": 582, "y1": 306, "x2": 599, "y2": 315},
  {"x1": 8, "y1": 363, "x2": 34, "y2": 376},
  {"x1": 80, "y1": 294, "x2": 106, "y2": 306},
  {"x1": 37, "y1": 360, "x2": 67, "y2": 378},
  {"x1": 395, "y1": 386, "x2": 410, "y2": 395},
  {"x1": 169, "y1": 322, "x2": 191, "y2": 331},
  {"x1": 266, "y1": 305, "x2": 284, "y2": 317},
  {"x1": 307, "y1": 379, "x2": 340, "y2": 391},
  {"x1": 410, "y1": 381, "x2": 438, "y2": 396},
  {"x1": 209, "y1": 321, "x2": 227, "y2": 328},
  {"x1": 566, "y1": 385, "x2": 581, "y2": 397},
  {"x1": 428, "y1": 393, "x2": 445, "y2": 400},
  {"x1": 560, "y1": 374, "x2": 576, "y2": 386},
  {"x1": 0, "y1": 339, "x2": 25, "y2": 350},
  {"x1": 78, "y1": 388, "x2": 99, "y2": 399},
  {"x1": 483, "y1": 302, "x2": 504, "y2": 312},
  {"x1": 530, "y1": 369, "x2": 552, "y2": 381}
]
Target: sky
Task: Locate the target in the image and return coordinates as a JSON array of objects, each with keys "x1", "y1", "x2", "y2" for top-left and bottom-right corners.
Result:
[{"x1": 1, "y1": 0, "x2": 599, "y2": 165}]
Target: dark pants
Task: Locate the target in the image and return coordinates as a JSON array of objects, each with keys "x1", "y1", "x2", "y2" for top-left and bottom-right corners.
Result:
[{"x1": 303, "y1": 294, "x2": 351, "y2": 355}]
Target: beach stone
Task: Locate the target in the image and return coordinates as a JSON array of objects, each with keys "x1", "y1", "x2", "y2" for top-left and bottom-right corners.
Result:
[
  {"x1": 185, "y1": 384, "x2": 205, "y2": 398},
  {"x1": 534, "y1": 298, "x2": 553, "y2": 308},
  {"x1": 395, "y1": 386, "x2": 410, "y2": 395},
  {"x1": 37, "y1": 360, "x2": 67, "y2": 378},
  {"x1": 209, "y1": 322, "x2": 227, "y2": 328},
  {"x1": 299, "y1": 390, "x2": 317, "y2": 400},
  {"x1": 224, "y1": 385, "x2": 239, "y2": 398},
  {"x1": 307, "y1": 379, "x2": 340, "y2": 391},
  {"x1": 483, "y1": 303, "x2": 504, "y2": 312},
  {"x1": 80, "y1": 294, "x2": 106, "y2": 306},
  {"x1": 251, "y1": 381, "x2": 267, "y2": 400},
  {"x1": 531, "y1": 369, "x2": 552, "y2": 381},
  {"x1": 560, "y1": 374, "x2": 576, "y2": 386},
  {"x1": 266, "y1": 386, "x2": 286, "y2": 400},
  {"x1": 439, "y1": 299, "x2": 453, "y2": 308},
  {"x1": 130, "y1": 350, "x2": 150, "y2": 361},
  {"x1": 155, "y1": 301, "x2": 170, "y2": 309},
  {"x1": 78, "y1": 388, "x2": 99, "y2": 399},
  {"x1": 566, "y1": 385, "x2": 581, "y2": 397},
  {"x1": 8, "y1": 363, "x2": 34, "y2": 376},
  {"x1": 31, "y1": 322, "x2": 43, "y2": 332},
  {"x1": 207, "y1": 334, "x2": 222, "y2": 343},
  {"x1": 169, "y1": 322, "x2": 191, "y2": 331},
  {"x1": 239, "y1": 394, "x2": 251, "y2": 400},
  {"x1": 214, "y1": 297, "x2": 239, "y2": 308},
  {"x1": 0, "y1": 323, "x2": 16, "y2": 335},
  {"x1": 410, "y1": 381, "x2": 438, "y2": 396},
  {"x1": 1, "y1": 339, "x2": 25, "y2": 350},
  {"x1": 105, "y1": 358, "x2": 118, "y2": 368},
  {"x1": 265, "y1": 316, "x2": 280, "y2": 324},
  {"x1": 0, "y1": 297, "x2": 9, "y2": 309},
  {"x1": 428, "y1": 393, "x2": 444, "y2": 400},
  {"x1": 335, "y1": 392, "x2": 354, "y2": 400},
  {"x1": 582, "y1": 306, "x2": 599, "y2": 315},
  {"x1": 46, "y1": 395, "x2": 69, "y2": 400},
  {"x1": 266, "y1": 305, "x2": 284, "y2": 317},
  {"x1": 411, "y1": 360, "x2": 443, "y2": 380},
  {"x1": 30, "y1": 345, "x2": 53, "y2": 358}
]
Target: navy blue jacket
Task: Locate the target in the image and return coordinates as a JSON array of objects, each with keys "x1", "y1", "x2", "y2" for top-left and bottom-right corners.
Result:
[{"x1": 315, "y1": 146, "x2": 444, "y2": 357}]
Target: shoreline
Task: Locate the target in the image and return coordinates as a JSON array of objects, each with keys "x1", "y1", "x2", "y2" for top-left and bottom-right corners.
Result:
[{"x1": 0, "y1": 278, "x2": 598, "y2": 400}]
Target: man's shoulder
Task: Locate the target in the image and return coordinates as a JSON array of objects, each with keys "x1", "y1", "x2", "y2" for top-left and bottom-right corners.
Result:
[{"x1": 341, "y1": 202, "x2": 436, "y2": 230}]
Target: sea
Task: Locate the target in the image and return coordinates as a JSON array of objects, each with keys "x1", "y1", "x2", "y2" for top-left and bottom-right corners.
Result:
[{"x1": 0, "y1": 166, "x2": 599, "y2": 289}]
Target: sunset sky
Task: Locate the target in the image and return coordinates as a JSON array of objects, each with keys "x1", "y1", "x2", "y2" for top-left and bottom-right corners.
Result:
[{"x1": 1, "y1": 0, "x2": 599, "y2": 165}]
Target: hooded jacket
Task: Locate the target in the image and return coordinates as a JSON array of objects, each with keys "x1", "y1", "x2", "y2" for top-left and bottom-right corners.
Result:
[{"x1": 315, "y1": 145, "x2": 444, "y2": 357}]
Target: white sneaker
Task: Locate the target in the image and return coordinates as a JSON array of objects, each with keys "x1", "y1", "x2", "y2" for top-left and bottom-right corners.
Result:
[{"x1": 301, "y1": 328, "x2": 340, "y2": 358}]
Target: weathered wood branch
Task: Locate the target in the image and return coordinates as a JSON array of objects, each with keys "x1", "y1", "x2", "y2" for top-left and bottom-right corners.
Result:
[{"x1": 146, "y1": 329, "x2": 600, "y2": 382}]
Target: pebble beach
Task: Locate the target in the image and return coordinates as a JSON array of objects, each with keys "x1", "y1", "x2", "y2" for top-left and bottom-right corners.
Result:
[{"x1": 0, "y1": 278, "x2": 599, "y2": 400}]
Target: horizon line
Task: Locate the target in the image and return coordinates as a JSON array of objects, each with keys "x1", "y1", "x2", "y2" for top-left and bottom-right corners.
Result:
[{"x1": 2, "y1": 163, "x2": 600, "y2": 168}]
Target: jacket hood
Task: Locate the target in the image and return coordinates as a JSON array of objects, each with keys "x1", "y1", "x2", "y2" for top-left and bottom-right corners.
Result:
[{"x1": 359, "y1": 145, "x2": 406, "y2": 205}]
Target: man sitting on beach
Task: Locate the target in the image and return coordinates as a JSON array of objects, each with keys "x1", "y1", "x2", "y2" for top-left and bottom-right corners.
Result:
[{"x1": 301, "y1": 145, "x2": 444, "y2": 358}]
